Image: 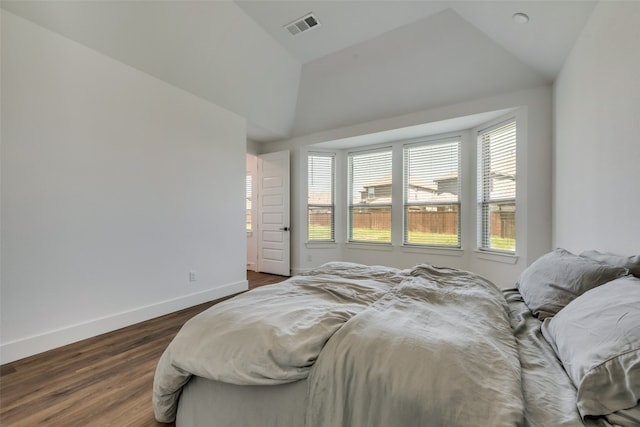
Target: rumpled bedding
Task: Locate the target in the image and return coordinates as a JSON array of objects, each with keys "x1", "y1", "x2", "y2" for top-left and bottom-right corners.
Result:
[
  {"x1": 305, "y1": 264, "x2": 523, "y2": 427},
  {"x1": 153, "y1": 262, "x2": 407, "y2": 422},
  {"x1": 153, "y1": 262, "x2": 524, "y2": 425},
  {"x1": 504, "y1": 289, "x2": 596, "y2": 427}
]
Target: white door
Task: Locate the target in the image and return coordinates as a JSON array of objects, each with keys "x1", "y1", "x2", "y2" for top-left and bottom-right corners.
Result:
[{"x1": 258, "y1": 150, "x2": 290, "y2": 276}]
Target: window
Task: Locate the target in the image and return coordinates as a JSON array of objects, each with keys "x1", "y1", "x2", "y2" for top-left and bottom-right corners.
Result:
[
  {"x1": 348, "y1": 149, "x2": 392, "y2": 243},
  {"x1": 404, "y1": 138, "x2": 461, "y2": 247},
  {"x1": 307, "y1": 153, "x2": 335, "y2": 241},
  {"x1": 246, "y1": 174, "x2": 252, "y2": 231},
  {"x1": 478, "y1": 120, "x2": 517, "y2": 253}
]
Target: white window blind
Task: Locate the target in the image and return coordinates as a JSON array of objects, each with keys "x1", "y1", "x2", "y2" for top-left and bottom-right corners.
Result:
[
  {"x1": 478, "y1": 120, "x2": 517, "y2": 253},
  {"x1": 403, "y1": 139, "x2": 461, "y2": 247},
  {"x1": 246, "y1": 174, "x2": 252, "y2": 231},
  {"x1": 307, "y1": 154, "x2": 335, "y2": 241},
  {"x1": 348, "y1": 149, "x2": 392, "y2": 243}
]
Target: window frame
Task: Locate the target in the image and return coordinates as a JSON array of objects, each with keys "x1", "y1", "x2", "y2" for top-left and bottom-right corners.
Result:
[
  {"x1": 477, "y1": 118, "x2": 517, "y2": 255},
  {"x1": 347, "y1": 147, "x2": 393, "y2": 244},
  {"x1": 403, "y1": 137, "x2": 462, "y2": 248},
  {"x1": 307, "y1": 152, "x2": 336, "y2": 243}
]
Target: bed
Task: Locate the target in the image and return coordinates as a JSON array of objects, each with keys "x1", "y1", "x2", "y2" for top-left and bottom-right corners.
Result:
[{"x1": 153, "y1": 249, "x2": 640, "y2": 427}]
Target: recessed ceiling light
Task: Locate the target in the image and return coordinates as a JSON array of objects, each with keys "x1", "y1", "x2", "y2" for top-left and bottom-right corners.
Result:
[{"x1": 512, "y1": 12, "x2": 530, "y2": 24}]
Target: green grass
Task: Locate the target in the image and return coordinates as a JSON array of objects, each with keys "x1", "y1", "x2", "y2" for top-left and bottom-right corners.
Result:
[
  {"x1": 308, "y1": 224, "x2": 333, "y2": 241},
  {"x1": 310, "y1": 225, "x2": 457, "y2": 245},
  {"x1": 309, "y1": 224, "x2": 515, "y2": 250},
  {"x1": 406, "y1": 231, "x2": 458, "y2": 245},
  {"x1": 351, "y1": 228, "x2": 391, "y2": 242},
  {"x1": 308, "y1": 224, "x2": 393, "y2": 242},
  {"x1": 489, "y1": 236, "x2": 516, "y2": 251}
]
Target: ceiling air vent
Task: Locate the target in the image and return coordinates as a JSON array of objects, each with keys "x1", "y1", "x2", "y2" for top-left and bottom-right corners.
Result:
[{"x1": 284, "y1": 13, "x2": 320, "y2": 36}]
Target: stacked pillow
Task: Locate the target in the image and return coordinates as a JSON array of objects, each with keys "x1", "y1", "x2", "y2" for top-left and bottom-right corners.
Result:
[
  {"x1": 516, "y1": 248, "x2": 628, "y2": 319},
  {"x1": 541, "y1": 276, "x2": 640, "y2": 417},
  {"x1": 579, "y1": 249, "x2": 640, "y2": 277},
  {"x1": 517, "y1": 248, "x2": 640, "y2": 419}
]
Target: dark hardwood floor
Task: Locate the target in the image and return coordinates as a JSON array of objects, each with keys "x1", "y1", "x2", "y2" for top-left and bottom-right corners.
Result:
[{"x1": 0, "y1": 271, "x2": 287, "y2": 427}]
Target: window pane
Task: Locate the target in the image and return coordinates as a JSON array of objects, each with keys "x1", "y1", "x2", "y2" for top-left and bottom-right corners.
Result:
[
  {"x1": 308, "y1": 154, "x2": 335, "y2": 241},
  {"x1": 308, "y1": 155, "x2": 334, "y2": 204},
  {"x1": 483, "y1": 202, "x2": 516, "y2": 251},
  {"x1": 350, "y1": 205, "x2": 392, "y2": 243},
  {"x1": 478, "y1": 120, "x2": 516, "y2": 253},
  {"x1": 349, "y1": 150, "x2": 393, "y2": 205},
  {"x1": 348, "y1": 149, "x2": 392, "y2": 243},
  {"x1": 403, "y1": 139, "x2": 461, "y2": 247},
  {"x1": 405, "y1": 204, "x2": 459, "y2": 246},
  {"x1": 308, "y1": 206, "x2": 334, "y2": 240}
]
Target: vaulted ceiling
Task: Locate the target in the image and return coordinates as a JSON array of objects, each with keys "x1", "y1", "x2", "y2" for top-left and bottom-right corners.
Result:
[
  {"x1": 236, "y1": 1, "x2": 596, "y2": 80},
  {"x1": 1, "y1": 1, "x2": 597, "y2": 143}
]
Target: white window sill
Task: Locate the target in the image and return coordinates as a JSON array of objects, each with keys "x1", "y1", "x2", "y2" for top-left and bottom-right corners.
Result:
[
  {"x1": 474, "y1": 250, "x2": 519, "y2": 264},
  {"x1": 400, "y1": 246, "x2": 464, "y2": 257},
  {"x1": 305, "y1": 242, "x2": 338, "y2": 249},
  {"x1": 345, "y1": 242, "x2": 394, "y2": 252}
]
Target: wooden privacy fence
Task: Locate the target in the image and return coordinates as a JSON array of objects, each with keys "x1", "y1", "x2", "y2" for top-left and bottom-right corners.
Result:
[
  {"x1": 492, "y1": 211, "x2": 515, "y2": 239},
  {"x1": 309, "y1": 210, "x2": 515, "y2": 239},
  {"x1": 351, "y1": 211, "x2": 392, "y2": 231},
  {"x1": 308, "y1": 212, "x2": 333, "y2": 227},
  {"x1": 406, "y1": 211, "x2": 458, "y2": 235}
]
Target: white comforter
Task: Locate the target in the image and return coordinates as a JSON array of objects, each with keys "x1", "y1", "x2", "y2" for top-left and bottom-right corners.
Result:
[{"x1": 153, "y1": 262, "x2": 524, "y2": 426}]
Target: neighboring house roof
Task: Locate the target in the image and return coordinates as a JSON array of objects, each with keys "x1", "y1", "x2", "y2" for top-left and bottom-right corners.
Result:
[
  {"x1": 356, "y1": 197, "x2": 393, "y2": 205},
  {"x1": 357, "y1": 168, "x2": 515, "y2": 204},
  {"x1": 432, "y1": 170, "x2": 516, "y2": 182},
  {"x1": 361, "y1": 175, "x2": 436, "y2": 192},
  {"x1": 407, "y1": 191, "x2": 458, "y2": 203},
  {"x1": 361, "y1": 174, "x2": 392, "y2": 189},
  {"x1": 433, "y1": 171, "x2": 459, "y2": 182},
  {"x1": 491, "y1": 171, "x2": 516, "y2": 181},
  {"x1": 358, "y1": 191, "x2": 458, "y2": 204}
]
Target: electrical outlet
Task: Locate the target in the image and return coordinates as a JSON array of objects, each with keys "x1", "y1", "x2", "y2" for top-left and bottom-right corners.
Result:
[
  {"x1": 307, "y1": 254, "x2": 313, "y2": 262},
  {"x1": 189, "y1": 271, "x2": 197, "y2": 282}
]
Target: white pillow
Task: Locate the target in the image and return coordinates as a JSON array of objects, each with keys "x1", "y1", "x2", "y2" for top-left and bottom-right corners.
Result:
[{"x1": 541, "y1": 276, "x2": 640, "y2": 417}]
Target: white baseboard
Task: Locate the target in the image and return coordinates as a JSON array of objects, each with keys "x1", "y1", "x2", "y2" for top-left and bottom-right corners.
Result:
[{"x1": 0, "y1": 280, "x2": 248, "y2": 365}]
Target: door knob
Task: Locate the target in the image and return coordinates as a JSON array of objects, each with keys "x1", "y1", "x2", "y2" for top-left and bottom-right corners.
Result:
[{"x1": 280, "y1": 227, "x2": 290, "y2": 231}]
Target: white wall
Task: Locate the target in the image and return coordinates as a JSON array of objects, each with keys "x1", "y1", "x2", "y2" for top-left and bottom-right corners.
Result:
[
  {"x1": 553, "y1": 1, "x2": 640, "y2": 255},
  {"x1": 1, "y1": 1, "x2": 301, "y2": 142},
  {"x1": 266, "y1": 85, "x2": 552, "y2": 288},
  {"x1": 1, "y1": 11, "x2": 248, "y2": 363}
]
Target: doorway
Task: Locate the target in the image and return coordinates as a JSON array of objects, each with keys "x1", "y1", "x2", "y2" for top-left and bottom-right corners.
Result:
[{"x1": 246, "y1": 150, "x2": 291, "y2": 276}]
